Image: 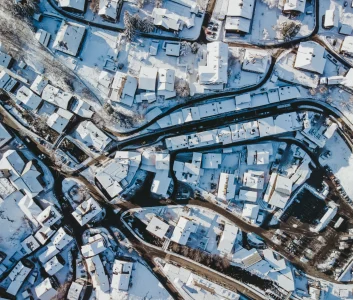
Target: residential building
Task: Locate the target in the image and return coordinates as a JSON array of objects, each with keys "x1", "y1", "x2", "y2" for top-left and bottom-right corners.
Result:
[
  {"x1": 44, "y1": 255, "x2": 65, "y2": 276},
  {"x1": 30, "y1": 75, "x2": 48, "y2": 95},
  {"x1": 52, "y1": 227, "x2": 74, "y2": 251},
  {"x1": 324, "y1": 9, "x2": 338, "y2": 29},
  {"x1": 146, "y1": 216, "x2": 170, "y2": 239},
  {"x1": 242, "y1": 49, "x2": 269, "y2": 74},
  {"x1": 152, "y1": 8, "x2": 181, "y2": 31},
  {"x1": 42, "y1": 84, "x2": 73, "y2": 109},
  {"x1": 151, "y1": 169, "x2": 172, "y2": 198},
  {"x1": 111, "y1": 260, "x2": 133, "y2": 291},
  {"x1": 243, "y1": 170, "x2": 265, "y2": 190},
  {"x1": 115, "y1": 151, "x2": 141, "y2": 167},
  {"x1": 36, "y1": 205, "x2": 62, "y2": 227},
  {"x1": 70, "y1": 98, "x2": 94, "y2": 118},
  {"x1": 247, "y1": 143, "x2": 273, "y2": 165},
  {"x1": 170, "y1": 216, "x2": 198, "y2": 245},
  {"x1": 239, "y1": 189, "x2": 257, "y2": 202},
  {"x1": 139, "y1": 66, "x2": 158, "y2": 91},
  {"x1": 0, "y1": 123, "x2": 12, "y2": 148},
  {"x1": 53, "y1": 21, "x2": 86, "y2": 56},
  {"x1": 35, "y1": 29, "x2": 51, "y2": 47},
  {"x1": 242, "y1": 204, "x2": 259, "y2": 223},
  {"x1": 264, "y1": 173, "x2": 292, "y2": 209},
  {"x1": 201, "y1": 153, "x2": 222, "y2": 169},
  {"x1": 155, "y1": 153, "x2": 170, "y2": 170},
  {"x1": 81, "y1": 234, "x2": 107, "y2": 257},
  {"x1": 174, "y1": 152, "x2": 203, "y2": 185},
  {"x1": 35, "y1": 225, "x2": 55, "y2": 245},
  {"x1": 233, "y1": 247, "x2": 262, "y2": 267},
  {"x1": 340, "y1": 36, "x2": 353, "y2": 57},
  {"x1": 198, "y1": 42, "x2": 228, "y2": 86},
  {"x1": 72, "y1": 197, "x2": 103, "y2": 226},
  {"x1": 21, "y1": 235, "x2": 40, "y2": 254},
  {"x1": 67, "y1": 282, "x2": 84, "y2": 300},
  {"x1": 0, "y1": 50, "x2": 13, "y2": 68},
  {"x1": 75, "y1": 120, "x2": 112, "y2": 152},
  {"x1": 98, "y1": 0, "x2": 122, "y2": 22},
  {"x1": 158, "y1": 68, "x2": 176, "y2": 99},
  {"x1": 313, "y1": 201, "x2": 338, "y2": 232},
  {"x1": 217, "y1": 223, "x2": 238, "y2": 255},
  {"x1": 34, "y1": 277, "x2": 58, "y2": 300},
  {"x1": 283, "y1": 0, "x2": 306, "y2": 14},
  {"x1": 0, "y1": 70, "x2": 18, "y2": 92},
  {"x1": 225, "y1": 0, "x2": 255, "y2": 34},
  {"x1": 16, "y1": 86, "x2": 42, "y2": 110},
  {"x1": 18, "y1": 195, "x2": 42, "y2": 227},
  {"x1": 6, "y1": 260, "x2": 33, "y2": 296},
  {"x1": 58, "y1": 0, "x2": 86, "y2": 12},
  {"x1": 294, "y1": 41, "x2": 327, "y2": 74},
  {"x1": 46, "y1": 108, "x2": 74, "y2": 133},
  {"x1": 217, "y1": 173, "x2": 236, "y2": 202},
  {"x1": 109, "y1": 71, "x2": 138, "y2": 106},
  {"x1": 86, "y1": 255, "x2": 110, "y2": 293}
]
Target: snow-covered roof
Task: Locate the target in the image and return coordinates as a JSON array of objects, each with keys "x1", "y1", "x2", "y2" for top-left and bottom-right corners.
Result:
[
  {"x1": 35, "y1": 225, "x2": 55, "y2": 245},
  {"x1": 75, "y1": 120, "x2": 112, "y2": 152},
  {"x1": 42, "y1": 84, "x2": 73, "y2": 109},
  {"x1": 111, "y1": 260, "x2": 133, "y2": 291},
  {"x1": 294, "y1": 41, "x2": 327, "y2": 74},
  {"x1": 46, "y1": 108, "x2": 73, "y2": 133},
  {"x1": 155, "y1": 153, "x2": 170, "y2": 170},
  {"x1": 324, "y1": 122, "x2": 338, "y2": 139},
  {"x1": 6, "y1": 260, "x2": 32, "y2": 296},
  {"x1": 146, "y1": 216, "x2": 170, "y2": 239},
  {"x1": 166, "y1": 43, "x2": 181, "y2": 56},
  {"x1": 35, "y1": 29, "x2": 51, "y2": 47},
  {"x1": 242, "y1": 49, "x2": 269, "y2": 74},
  {"x1": 225, "y1": 16, "x2": 251, "y2": 34},
  {"x1": 242, "y1": 204, "x2": 259, "y2": 221},
  {"x1": 275, "y1": 175, "x2": 292, "y2": 195},
  {"x1": 217, "y1": 223, "x2": 238, "y2": 255},
  {"x1": 81, "y1": 234, "x2": 107, "y2": 257},
  {"x1": 170, "y1": 216, "x2": 198, "y2": 245},
  {"x1": 339, "y1": 24, "x2": 352, "y2": 35},
  {"x1": 233, "y1": 248, "x2": 262, "y2": 267},
  {"x1": 158, "y1": 68, "x2": 175, "y2": 91},
  {"x1": 152, "y1": 8, "x2": 180, "y2": 31},
  {"x1": 72, "y1": 197, "x2": 102, "y2": 226},
  {"x1": 98, "y1": 0, "x2": 120, "y2": 21},
  {"x1": 16, "y1": 86, "x2": 42, "y2": 110},
  {"x1": 247, "y1": 143, "x2": 273, "y2": 165},
  {"x1": 324, "y1": 9, "x2": 338, "y2": 28},
  {"x1": 0, "y1": 122, "x2": 12, "y2": 148},
  {"x1": 53, "y1": 21, "x2": 86, "y2": 56},
  {"x1": 199, "y1": 42, "x2": 228, "y2": 85},
  {"x1": 0, "y1": 50, "x2": 12, "y2": 68},
  {"x1": 227, "y1": 0, "x2": 255, "y2": 19},
  {"x1": 243, "y1": 170, "x2": 264, "y2": 189},
  {"x1": 115, "y1": 151, "x2": 141, "y2": 167},
  {"x1": 151, "y1": 169, "x2": 171, "y2": 197},
  {"x1": 201, "y1": 153, "x2": 222, "y2": 169},
  {"x1": 18, "y1": 195, "x2": 42, "y2": 227},
  {"x1": 341, "y1": 36, "x2": 353, "y2": 55},
  {"x1": 44, "y1": 255, "x2": 65, "y2": 276},
  {"x1": 39, "y1": 244, "x2": 60, "y2": 264},
  {"x1": 30, "y1": 75, "x2": 48, "y2": 95},
  {"x1": 36, "y1": 205, "x2": 62, "y2": 227},
  {"x1": 58, "y1": 0, "x2": 85, "y2": 12},
  {"x1": 67, "y1": 282, "x2": 84, "y2": 300},
  {"x1": 139, "y1": 67, "x2": 158, "y2": 91},
  {"x1": 239, "y1": 189, "x2": 257, "y2": 202},
  {"x1": 35, "y1": 278, "x2": 58, "y2": 300},
  {"x1": 264, "y1": 173, "x2": 292, "y2": 209},
  {"x1": 217, "y1": 173, "x2": 236, "y2": 202},
  {"x1": 86, "y1": 255, "x2": 110, "y2": 292},
  {"x1": 71, "y1": 98, "x2": 94, "y2": 118},
  {"x1": 314, "y1": 202, "x2": 338, "y2": 232},
  {"x1": 182, "y1": 107, "x2": 201, "y2": 122},
  {"x1": 263, "y1": 249, "x2": 286, "y2": 271},
  {"x1": 283, "y1": 0, "x2": 305, "y2": 13},
  {"x1": 52, "y1": 227, "x2": 73, "y2": 250},
  {"x1": 21, "y1": 234, "x2": 40, "y2": 254},
  {"x1": 166, "y1": 135, "x2": 188, "y2": 150},
  {"x1": 235, "y1": 93, "x2": 251, "y2": 106},
  {"x1": 278, "y1": 86, "x2": 301, "y2": 101},
  {"x1": 169, "y1": 112, "x2": 183, "y2": 125}
]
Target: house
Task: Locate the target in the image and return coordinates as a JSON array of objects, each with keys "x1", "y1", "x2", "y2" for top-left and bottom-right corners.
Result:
[
  {"x1": 217, "y1": 224, "x2": 238, "y2": 255},
  {"x1": 30, "y1": 75, "x2": 48, "y2": 95},
  {"x1": 170, "y1": 216, "x2": 198, "y2": 245},
  {"x1": 340, "y1": 36, "x2": 353, "y2": 57},
  {"x1": 53, "y1": 21, "x2": 86, "y2": 56},
  {"x1": 98, "y1": 0, "x2": 122, "y2": 22},
  {"x1": 47, "y1": 108, "x2": 74, "y2": 133},
  {"x1": 146, "y1": 216, "x2": 170, "y2": 239},
  {"x1": 201, "y1": 153, "x2": 222, "y2": 169},
  {"x1": 339, "y1": 24, "x2": 352, "y2": 35},
  {"x1": 35, "y1": 29, "x2": 51, "y2": 47},
  {"x1": 81, "y1": 234, "x2": 107, "y2": 257},
  {"x1": 294, "y1": 41, "x2": 327, "y2": 74},
  {"x1": 111, "y1": 260, "x2": 133, "y2": 291},
  {"x1": 42, "y1": 84, "x2": 73, "y2": 109},
  {"x1": 52, "y1": 227, "x2": 74, "y2": 250},
  {"x1": 109, "y1": 72, "x2": 138, "y2": 106},
  {"x1": 67, "y1": 282, "x2": 84, "y2": 300},
  {"x1": 243, "y1": 170, "x2": 265, "y2": 190},
  {"x1": 158, "y1": 68, "x2": 176, "y2": 99},
  {"x1": 242, "y1": 49, "x2": 269, "y2": 74},
  {"x1": 151, "y1": 170, "x2": 172, "y2": 198},
  {"x1": 174, "y1": 152, "x2": 203, "y2": 185},
  {"x1": 283, "y1": 0, "x2": 306, "y2": 14},
  {"x1": 115, "y1": 151, "x2": 141, "y2": 167},
  {"x1": 182, "y1": 107, "x2": 201, "y2": 122},
  {"x1": 242, "y1": 204, "x2": 259, "y2": 223},
  {"x1": 21, "y1": 235, "x2": 40, "y2": 254},
  {"x1": 217, "y1": 173, "x2": 236, "y2": 202},
  {"x1": 235, "y1": 93, "x2": 251, "y2": 109},
  {"x1": 324, "y1": 9, "x2": 338, "y2": 29},
  {"x1": 139, "y1": 67, "x2": 158, "y2": 91},
  {"x1": 247, "y1": 143, "x2": 273, "y2": 165},
  {"x1": 75, "y1": 120, "x2": 112, "y2": 152},
  {"x1": 44, "y1": 255, "x2": 65, "y2": 276},
  {"x1": 0, "y1": 70, "x2": 18, "y2": 92},
  {"x1": 72, "y1": 197, "x2": 103, "y2": 226},
  {"x1": 18, "y1": 195, "x2": 42, "y2": 227},
  {"x1": 152, "y1": 8, "x2": 180, "y2": 31},
  {"x1": 198, "y1": 42, "x2": 228, "y2": 86},
  {"x1": 166, "y1": 43, "x2": 181, "y2": 57},
  {"x1": 225, "y1": 16, "x2": 251, "y2": 34},
  {"x1": 70, "y1": 98, "x2": 94, "y2": 118},
  {"x1": 34, "y1": 277, "x2": 58, "y2": 300},
  {"x1": 95, "y1": 161, "x2": 128, "y2": 198},
  {"x1": 0, "y1": 150, "x2": 44, "y2": 197},
  {"x1": 6, "y1": 260, "x2": 33, "y2": 296},
  {"x1": 58, "y1": 0, "x2": 86, "y2": 12},
  {"x1": 35, "y1": 225, "x2": 55, "y2": 245},
  {"x1": 16, "y1": 86, "x2": 42, "y2": 110},
  {"x1": 239, "y1": 189, "x2": 257, "y2": 202},
  {"x1": 36, "y1": 205, "x2": 62, "y2": 227},
  {"x1": 225, "y1": 0, "x2": 255, "y2": 34},
  {"x1": 0, "y1": 50, "x2": 13, "y2": 68},
  {"x1": 264, "y1": 173, "x2": 292, "y2": 209},
  {"x1": 0, "y1": 122, "x2": 12, "y2": 148},
  {"x1": 86, "y1": 255, "x2": 110, "y2": 293}
]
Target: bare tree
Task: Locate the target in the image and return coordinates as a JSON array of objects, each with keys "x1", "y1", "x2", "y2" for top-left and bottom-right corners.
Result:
[
  {"x1": 175, "y1": 78, "x2": 190, "y2": 98},
  {"x1": 181, "y1": 245, "x2": 189, "y2": 257},
  {"x1": 90, "y1": 0, "x2": 100, "y2": 13},
  {"x1": 155, "y1": 0, "x2": 163, "y2": 8},
  {"x1": 191, "y1": 42, "x2": 201, "y2": 54},
  {"x1": 137, "y1": 0, "x2": 145, "y2": 8}
]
